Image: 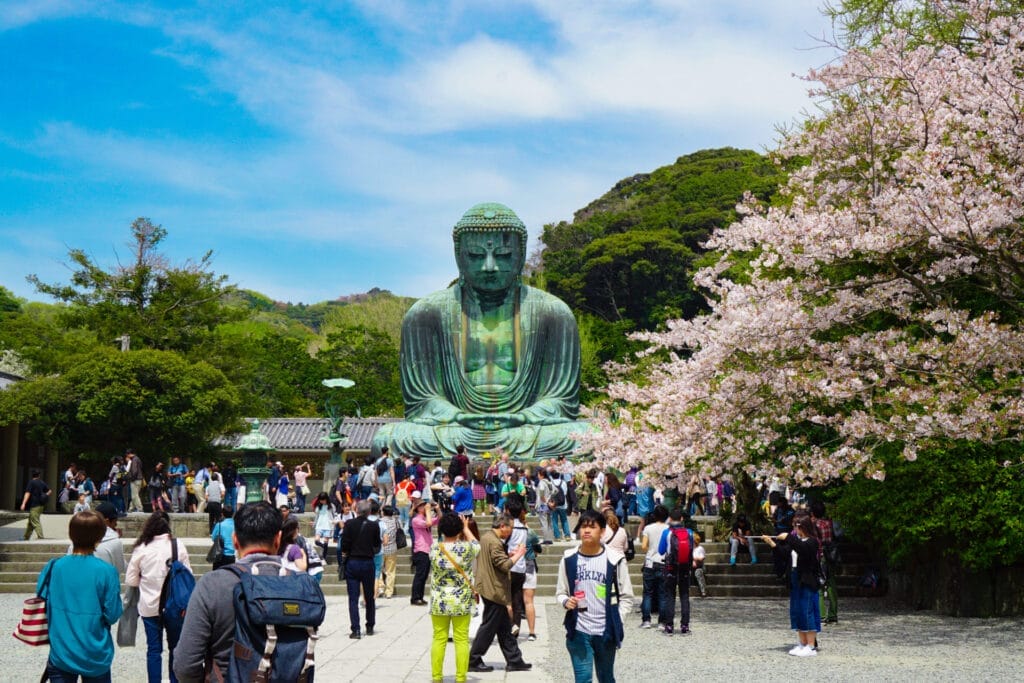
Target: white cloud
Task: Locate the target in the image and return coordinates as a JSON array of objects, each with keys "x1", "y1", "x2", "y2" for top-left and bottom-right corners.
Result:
[
  {"x1": 396, "y1": 35, "x2": 571, "y2": 128},
  {"x1": 0, "y1": 0, "x2": 91, "y2": 31},
  {"x1": 24, "y1": 122, "x2": 243, "y2": 198}
]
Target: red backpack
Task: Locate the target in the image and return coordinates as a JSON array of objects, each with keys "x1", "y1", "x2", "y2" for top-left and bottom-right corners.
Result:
[{"x1": 670, "y1": 526, "x2": 693, "y2": 565}]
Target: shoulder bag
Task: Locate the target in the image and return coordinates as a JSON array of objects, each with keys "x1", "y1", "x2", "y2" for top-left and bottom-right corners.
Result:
[
  {"x1": 440, "y1": 543, "x2": 478, "y2": 604},
  {"x1": 14, "y1": 558, "x2": 55, "y2": 645},
  {"x1": 206, "y1": 523, "x2": 226, "y2": 564}
]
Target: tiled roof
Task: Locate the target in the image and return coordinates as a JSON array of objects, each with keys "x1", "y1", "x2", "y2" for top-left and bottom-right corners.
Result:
[{"x1": 213, "y1": 417, "x2": 400, "y2": 451}]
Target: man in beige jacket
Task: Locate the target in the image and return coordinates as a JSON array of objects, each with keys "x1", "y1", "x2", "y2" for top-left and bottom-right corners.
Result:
[{"x1": 468, "y1": 514, "x2": 532, "y2": 673}]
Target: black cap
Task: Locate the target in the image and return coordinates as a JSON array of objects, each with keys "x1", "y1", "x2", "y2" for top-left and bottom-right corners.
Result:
[{"x1": 94, "y1": 501, "x2": 118, "y2": 522}]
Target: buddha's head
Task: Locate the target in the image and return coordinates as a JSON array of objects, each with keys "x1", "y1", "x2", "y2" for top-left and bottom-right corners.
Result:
[{"x1": 453, "y1": 203, "x2": 527, "y2": 294}]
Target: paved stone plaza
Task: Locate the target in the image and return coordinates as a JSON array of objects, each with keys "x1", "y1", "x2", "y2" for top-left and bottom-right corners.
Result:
[{"x1": 2, "y1": 588, "x2": 1023, "y2": 681}]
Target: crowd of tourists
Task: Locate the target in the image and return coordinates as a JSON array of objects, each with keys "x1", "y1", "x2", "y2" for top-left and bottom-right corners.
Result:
[{"x1": 18, "y1": 449, "x2": 842, "y2": 682}]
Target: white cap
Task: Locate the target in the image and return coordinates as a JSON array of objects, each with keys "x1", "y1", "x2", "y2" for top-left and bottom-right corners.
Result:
[
  {"x1": 411, "y1": 490, "x2": 423, "y2": 499},
  {"x1": 453, "y1": 476, "x2": 465, "y2": 484}
]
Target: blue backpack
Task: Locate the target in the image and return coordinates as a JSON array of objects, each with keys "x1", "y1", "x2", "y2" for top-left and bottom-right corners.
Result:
[
  {"x1": 158, "y1": 536, "x2": 195, "y2": 648},
  {"x1": 224, "y1": 562, "x2": 327, "y2": 683}
]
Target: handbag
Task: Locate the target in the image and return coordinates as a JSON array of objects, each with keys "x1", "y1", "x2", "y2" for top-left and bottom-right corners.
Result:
[
  {"x1": 117, "y1": 586, "x2": 140, "y2": 647},
  {"x1": 206, "y1": 534, "x2": 225, "y2": 564},
  {"x1": 207, "y1": 523, "x2": 226, "y2": 564},
  {"x1": 14, "y1": 558, "x2": 54, "y2": 645},
  {"x1": 395, "y1": 524, "x2": 408, "y2": 550}
]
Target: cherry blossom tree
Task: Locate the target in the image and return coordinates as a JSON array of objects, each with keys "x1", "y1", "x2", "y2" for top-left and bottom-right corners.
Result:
[{"x1": 583, "y1": 0, "x2": 1024, "y2": 487}]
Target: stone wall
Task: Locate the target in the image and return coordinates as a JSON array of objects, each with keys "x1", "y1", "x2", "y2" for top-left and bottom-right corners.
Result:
[{"x1": 888, "y1": 554, "x2": 1024, "y2": 617}]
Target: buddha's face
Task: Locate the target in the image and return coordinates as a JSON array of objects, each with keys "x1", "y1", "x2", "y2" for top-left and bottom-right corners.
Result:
[{"x1": 457, "y1": 230, "x2": 523, "y2": 293}]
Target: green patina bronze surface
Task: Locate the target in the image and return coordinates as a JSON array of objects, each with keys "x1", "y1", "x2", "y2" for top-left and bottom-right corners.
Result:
[{"x1": 373, "y1": 203, "x2": 592, "y2": 459}]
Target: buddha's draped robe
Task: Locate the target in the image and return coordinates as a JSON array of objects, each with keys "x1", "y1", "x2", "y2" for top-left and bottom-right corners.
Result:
[{"x1": 372, "y1": 284, "x2": 592, "y2": 458}]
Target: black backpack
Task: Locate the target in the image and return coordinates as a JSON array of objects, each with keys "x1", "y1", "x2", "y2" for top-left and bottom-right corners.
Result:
[
  {"x1": 223, "y1": 562, "x2": 327, "y2": 683},
  {"x1": 392, "y1": 459, "x2": 406, "y2": 484},
  {"x1": 375, "y1": 456, "x2": 389, "y2": 477},
  {"x1": 447, "y1": 457, "x2": 462, "y2": 481},
  {"x1": 550, "y1": 482, "x2": 566, "y2": 508}
]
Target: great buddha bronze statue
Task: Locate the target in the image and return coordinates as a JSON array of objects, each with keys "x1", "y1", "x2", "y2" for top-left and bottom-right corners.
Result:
[{"x1": 372, "y1": 203, "x2": 592, "y2": 459}]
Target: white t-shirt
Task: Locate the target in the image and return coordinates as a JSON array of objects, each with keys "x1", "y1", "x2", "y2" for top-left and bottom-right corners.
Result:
[
  {"x1": 642, "y1": 522, "x2": 668, "y2": 568},
  {"x1": 510, "y1": 520, "x2": 529, "y2": 574},
  {"x1": 693, "y1": 545, "x2": 706, "y2": 563},
  {"x1": 573, "y1": 549, "x2": 609, "y2": 636}
]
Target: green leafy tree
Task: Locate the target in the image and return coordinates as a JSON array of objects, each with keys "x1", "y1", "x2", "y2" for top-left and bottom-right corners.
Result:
[
  {"x1": 539, "y1": 148, "x2": 784, "y2": 384},
  {"x1": 0, "y1": 347, "x2": 242, "y2": 461},
  {"x1": 0, "y1": 299, "x2": 102, "y2": 376},
  {"x1": 575, "y1": 229, "x2": 702, "y2": 328},
  {"x1": 27, "y1": 217, "x2": 243, "y2": 352},
  {"x1": 830, "y1": 441, "x2": 1024, "y2": 571},
  {"x1": 824, "y1": 0, "x2": 1024, "y2": 50},
  {"x1": 0, "y1": 286, "x2": 20, "y2": 314},
  {"x1": 317, "y1": 325, "x2": 402, "y2": 416},
  {"x1": 199, "y1": 324, "x2": 326, "y2": 417}
]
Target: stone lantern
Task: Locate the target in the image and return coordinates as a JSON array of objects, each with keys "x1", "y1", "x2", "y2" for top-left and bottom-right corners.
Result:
[{"x1": 236, "y1": 419, "x2": 276, "y2": 504}]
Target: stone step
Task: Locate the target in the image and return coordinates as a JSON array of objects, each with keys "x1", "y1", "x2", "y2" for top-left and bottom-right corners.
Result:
[{"x1": 0, "y1": 536, "x2": 879, "y2": 600}]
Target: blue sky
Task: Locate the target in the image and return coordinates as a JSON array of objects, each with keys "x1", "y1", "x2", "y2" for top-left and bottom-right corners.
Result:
[{"x1": 0, "y1": 1, "x2": 834, "y2": 304}]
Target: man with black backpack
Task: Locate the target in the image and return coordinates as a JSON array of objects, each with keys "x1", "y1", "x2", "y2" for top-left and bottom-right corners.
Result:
[
  {"x1": 657, "y1": 507, "x2": 696, "y2": 635},
  {"x1": 173, "y1": 502, "x2": 327, "y2": 682}
]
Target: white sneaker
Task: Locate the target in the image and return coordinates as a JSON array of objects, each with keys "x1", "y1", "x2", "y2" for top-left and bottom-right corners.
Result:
[
  {"x1": 640, "y1": 621, "x2": 652, "y2": 629},
  {"x1": 788, "y1": 644, "x2": 808, "y2": 656},
  {"x1": 795, "y1": 645, "x2": 817, "y2": 657}
]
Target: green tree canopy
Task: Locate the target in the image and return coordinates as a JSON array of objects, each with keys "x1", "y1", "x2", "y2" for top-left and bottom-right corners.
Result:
[
  {"x1": 541, "y1": 148, "x2": 783, "y2": 332},
  {"x1": 0, "y1": 347, "x2": 242, "y2": 460},
  {"x1": 317, "y1": 324, "x2": 402, "y2": 417},
  {"x1": 28, "y1": 217, "x2": 244, "y2": 352}
]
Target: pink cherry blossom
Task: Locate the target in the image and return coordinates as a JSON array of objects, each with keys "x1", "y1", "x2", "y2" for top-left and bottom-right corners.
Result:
[{"x1": 580, "y1": 1, "x2": 1024, "y2": 487}]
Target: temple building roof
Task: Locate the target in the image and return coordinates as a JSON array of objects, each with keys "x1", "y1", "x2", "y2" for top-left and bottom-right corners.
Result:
[{"x1": 213, "y1": 417, "x2": 400, "y2": 451}]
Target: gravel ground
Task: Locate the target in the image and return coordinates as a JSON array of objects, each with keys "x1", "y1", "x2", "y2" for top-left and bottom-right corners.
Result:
[
  {"x1": 540, "y1": 597, "x2": 1024, "y2": 682},
  {"x1": 4, "y1": 591, "x2": 1024, "y2": 681}
]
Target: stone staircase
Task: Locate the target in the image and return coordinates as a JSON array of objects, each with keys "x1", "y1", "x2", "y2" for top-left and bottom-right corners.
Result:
[{"x1": 0, "y1": 535, "x2": 876, "y2": 599}]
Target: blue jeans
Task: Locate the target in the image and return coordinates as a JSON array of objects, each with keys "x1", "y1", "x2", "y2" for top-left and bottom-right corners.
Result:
[
  {"x1": 789, "y1": 570, "x2": 821, "y2": 632},
  {"x1": 295, "y1": 487, "x2": 307, "y2": 512},
  {"x1": 551, "y1": 508, "x2": 570, "y2": 539},
  {"x1": 143, "y1": 615, "x2": 178, "y2": 683},
  {"x1": 660, "y1": 566, "x2": 690, "y2": 630},
  {"x1": 345, "y1": 557, "x2": 376, "y2": 633},
  {"x1": 641, "y1": 565, "x2": 664, "y2": 622},
  {"x1": 565, "y1": 630, "x2": 617, "y2": 683},
  {"x1": 624, "y1": 492, "x2": 637, "y2": 517},
  {"x1": 45, "y1": 661, "x2": 111, "y2": 683},
  {"x1": 223, "y1": 487, "x2": 238, "y2": 511},
  {"x1": 109, "y1": 486, "x2": 125, "y2": 514}
]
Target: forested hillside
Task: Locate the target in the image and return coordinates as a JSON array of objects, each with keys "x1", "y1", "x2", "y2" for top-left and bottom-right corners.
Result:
[{"x1": 537, "y1": 147, "x2": 785, "y2": 397}]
